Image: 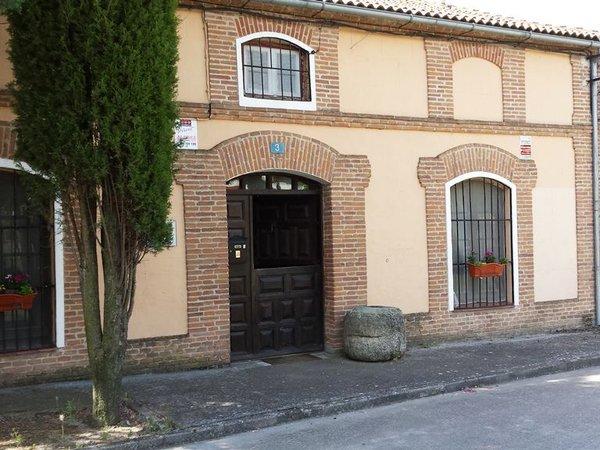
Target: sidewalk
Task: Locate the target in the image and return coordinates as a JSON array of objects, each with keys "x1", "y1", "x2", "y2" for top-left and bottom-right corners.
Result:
[{"x1": 2, "y1": 330, "x2": 600, "y2": 448}]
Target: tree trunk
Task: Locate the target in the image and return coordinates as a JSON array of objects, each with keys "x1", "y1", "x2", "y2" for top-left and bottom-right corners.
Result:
[
  {"x1": 75, "y1": 191, "x2": 130, "y2": 426},
  {"x1": 92, "y1": 358, "x2": 123, "y2": 425},
  {"x1": 93, "y1": 269, "x2": 128, "y2": 426},
  {"x1": 92, "y1": 191, "x2": 134, "y2": 426}
]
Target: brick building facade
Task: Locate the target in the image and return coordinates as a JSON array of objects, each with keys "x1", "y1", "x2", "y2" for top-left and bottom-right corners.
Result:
[{"x1": 0, "y1": 0, "x2": 598, "y2": 384}]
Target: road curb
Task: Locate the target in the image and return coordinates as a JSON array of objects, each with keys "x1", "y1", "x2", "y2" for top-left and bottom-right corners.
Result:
[{"x1": 97, "y1": 355, "x2": 600, "y2": 449}]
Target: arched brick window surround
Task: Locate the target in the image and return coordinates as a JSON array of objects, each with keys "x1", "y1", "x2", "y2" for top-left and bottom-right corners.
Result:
[
  {"x1": 415, "y1": 143, "x2": 539, "y2": 337},
  {"x1": 449, "y1": 42, "x2": 505, "y2": 68},
  {"x1": 177, "y1": 131, "x2": 371, "y2": 355}
]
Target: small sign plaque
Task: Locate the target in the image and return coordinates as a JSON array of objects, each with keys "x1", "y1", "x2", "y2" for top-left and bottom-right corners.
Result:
[
  {"x1": 167, "y1": 219, "x2": 177, "y2": 247},
  {"x1": 174, "y1": 118, "x2": 198, "y2": 150},
  {"x1": 270, "y1": 142, "x2": 286, "y2": 155},
  {"x1": 519, "y1": 136, "x2": 532, "y2": 160}
]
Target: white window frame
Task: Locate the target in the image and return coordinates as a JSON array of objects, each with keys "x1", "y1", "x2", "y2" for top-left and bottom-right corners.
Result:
[
  {"x1": 0, "y1": 158, "x2": 65, "y2": 348},
  {"x1": 236, "y1": 31, "x2": 317, "y2": 111},
  {"x1": 445, "y1": 171, "x2": 519, "y2": 311}
]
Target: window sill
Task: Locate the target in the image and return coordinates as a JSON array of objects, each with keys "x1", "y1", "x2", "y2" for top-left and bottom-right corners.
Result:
[
  {"x1": 239, "y1": 96, "x2": 316, "y2": 111},
  {"x1": 451, "y1": 304, "x2": 517, "y2": 313}
]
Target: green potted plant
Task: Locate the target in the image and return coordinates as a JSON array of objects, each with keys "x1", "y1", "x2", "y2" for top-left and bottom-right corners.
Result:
[
  {"x1": 0, "y1": 273, "x2": 37, "y2": 312},
  {"x1": 467, "y1": 251, "x2": 508, "y2": 278}
]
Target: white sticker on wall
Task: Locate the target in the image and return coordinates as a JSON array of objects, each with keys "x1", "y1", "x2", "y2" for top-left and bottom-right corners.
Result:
[
  {"x1": 174, "y1": 118, "x2": 198, "y2": 150},
  {"x1": 519, "y1": 136, "x2": 532, "y2": 160}
]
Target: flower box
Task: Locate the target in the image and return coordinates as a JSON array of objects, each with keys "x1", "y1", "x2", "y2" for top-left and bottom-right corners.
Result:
[
  {"x1": 0, "y1": 293, "x2": 38, "y2": 313},
  {"x1": 467, "y1": 263, "x2": 506, "y2": 278}
]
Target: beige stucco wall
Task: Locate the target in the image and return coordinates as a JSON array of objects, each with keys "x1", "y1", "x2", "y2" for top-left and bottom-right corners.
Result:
[
  {"x1": 0, "y1": 12, "x2": 209, "y2": 103},
  {"x1": 176, "y1": 9, "x2": 209, "y2": 103},
  {"x1": 453, "y1": 57, "x2": 503, "y2": 122},
  {"x1": 1, "y1": 19, "x2": 17, "y2": 121},
  {"x1": 98, "y1": 185, "x2": 188, "y2": 339},
  {"x1": 197, "y1": 120, "x2": 578, "y2": 313},
  {"x1": 338, "y1": 28, "x2": 428, "y2": 117},
  {"x1": 525, "y1": 49, "x2": 573, "y2": 125},
  {"x1": 0, "y1": 21, "x2": 11, "y2": 89},
  {"x1": 532, "y1": 139, "x2": 578, "y2": 301},
  {"x1": 128, "y1": 184, "x2": 188, "y2": 339}
]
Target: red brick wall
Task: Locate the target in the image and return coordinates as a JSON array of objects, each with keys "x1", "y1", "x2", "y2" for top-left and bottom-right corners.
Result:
[
  {"x1": 0, "y1": 123, "x2": 16, "y2": 159},
  {"x1": 571, "y1": 54, "x2": 592, "y2": 125}
]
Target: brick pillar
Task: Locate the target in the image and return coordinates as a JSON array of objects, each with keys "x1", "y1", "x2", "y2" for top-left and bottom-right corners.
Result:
[
  {"x1": 0, "y1": 123, "x2": 16, "y2": 159},
  {"x1": 571, "y1": 54, "x2": 592, "y2": 126},
  {"x1": 502, "y1": 48, "x2": 526, "y2": 122},
  {"x1": 176, "y1": 151, "x2": 231, "y2": 363},
  {"x1": 322, "y1": 155, "x2": 370, "y2": 349},
  {"x1": 573, "y1": 134, "x2": 595, "y2": 310},
  {"x1": 425, "y1": 39, "x2": 453, "y2": 118}
]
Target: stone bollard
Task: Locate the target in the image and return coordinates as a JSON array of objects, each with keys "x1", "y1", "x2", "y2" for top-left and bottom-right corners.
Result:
[{"x1": 343, "y1": 306, "x2": 406, "y2": 362}]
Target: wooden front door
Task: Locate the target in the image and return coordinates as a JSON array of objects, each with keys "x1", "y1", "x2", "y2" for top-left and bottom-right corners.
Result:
[{"x1": 226, "y1": 173, "x2": 323, "y2": 360}]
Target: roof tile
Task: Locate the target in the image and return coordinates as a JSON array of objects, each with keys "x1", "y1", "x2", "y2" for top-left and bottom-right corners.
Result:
[{"x1": 325, "y1": 0, "x2": 600, "y2": 41}]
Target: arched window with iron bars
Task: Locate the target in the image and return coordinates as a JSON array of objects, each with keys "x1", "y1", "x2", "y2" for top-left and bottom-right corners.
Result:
[
  {"x1": 449, "y1": 175, "x2": 515, "y2": 309},
  {"x1": 240, "y1": 36, "x2": 311, "y2": 102}
]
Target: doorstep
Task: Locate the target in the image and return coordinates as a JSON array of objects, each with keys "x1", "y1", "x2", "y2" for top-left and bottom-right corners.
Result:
[{"x1": 2, "y1": 330, "x2": 600, "y2": 448}]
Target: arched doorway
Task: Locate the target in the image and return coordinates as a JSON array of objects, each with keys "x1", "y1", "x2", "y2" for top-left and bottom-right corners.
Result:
[{"x1": 226, "y1": 172, "x2": 323, "y2": 359}]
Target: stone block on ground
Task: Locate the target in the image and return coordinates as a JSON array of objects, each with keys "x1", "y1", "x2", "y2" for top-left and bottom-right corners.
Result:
[{"x1": 344, "y1": 306, "x2": 406, "y2": 362}]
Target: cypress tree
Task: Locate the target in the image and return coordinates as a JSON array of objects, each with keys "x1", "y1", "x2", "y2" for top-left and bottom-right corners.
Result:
[{"x1": 7, "y1": 0, "x2": 179, "y2": 425}]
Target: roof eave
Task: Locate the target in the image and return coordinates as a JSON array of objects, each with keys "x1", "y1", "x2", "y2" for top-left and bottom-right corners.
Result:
[{"x1": 186, "y1": 0, "x2": 600, "y2": 52}]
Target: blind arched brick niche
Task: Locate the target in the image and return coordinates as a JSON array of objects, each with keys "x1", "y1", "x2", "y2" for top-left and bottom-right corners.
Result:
[
  {"x1": 190, "y1": 131, "x2": 371, "y2": 352},
  {"x1": 415, "y1": 143, "x2": 542, "y2": 340},
  {"x1": 425, "y1": 40, "x2": 526, "y2": 121}
]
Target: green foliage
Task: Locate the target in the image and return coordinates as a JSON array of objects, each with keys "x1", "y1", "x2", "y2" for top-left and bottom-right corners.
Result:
[
  {"x1": 0, "y1": 273, "x2": 35, "y2": 294},
  {"x1": 144, "y1": 415, "x2": 177, "y2": 434},
  {"x1": 62, "y1": 399, "x2": 77, "y2": 421},
  {"x1": 0, "y1": 0, "x2": 25, "y2": 12},
  {"x1": 10, "y1": 428, "x2": 24, "y2": 446},
  {"x1": 7, "y1": 0, "x2": 179, "y2": 424},
  {"x1": 8, "y1": 0, "x2": 178, "y2": 252}
]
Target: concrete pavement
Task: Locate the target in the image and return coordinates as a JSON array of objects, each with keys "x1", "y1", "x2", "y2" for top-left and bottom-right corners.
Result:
[
  {"x1": 3, "y1": 330, "x2": 600, "y2": 448},
  {"x1": 177, "y1": 366, "x2": 600, "y2": 450}
]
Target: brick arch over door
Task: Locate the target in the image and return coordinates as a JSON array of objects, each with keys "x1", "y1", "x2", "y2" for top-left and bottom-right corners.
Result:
[
  {"x1": 412, "y1": 143, "x2": 547, "y2": 340},
  {"x1": 215, "y1": 131, "x2": 339, "y2": 183},
  {"x1": 188, "y1": 131, "x2": 371, "y2": 353}
]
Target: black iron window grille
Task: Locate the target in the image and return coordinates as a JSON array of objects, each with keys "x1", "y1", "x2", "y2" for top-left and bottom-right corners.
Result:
[
  {"x1": 450, "y1": 177, "x2": 514, "y2": 309},
  {"x1": 0, "y1": 170, "x2": 54, "y2": 353},
  {"x1": 241, "y1": 37, "x2": 311, "y2": 102}
]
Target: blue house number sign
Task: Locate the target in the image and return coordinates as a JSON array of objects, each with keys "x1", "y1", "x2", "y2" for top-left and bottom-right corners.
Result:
[{"x1": 270, "y1": 142, "x2": 286, "y2": 155}]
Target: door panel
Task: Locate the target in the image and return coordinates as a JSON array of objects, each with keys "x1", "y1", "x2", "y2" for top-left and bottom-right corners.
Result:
[
  {"x1": 227, "y1": 190, "x2": 323, "y2": 360},
  {"x1": 253, "y1": 265, "x2": 322, "y2": 354},
  {"x1": 227, "y1": 195, "x2": 253, "y2": 357},
  {"x1": 253, "y1": 195, "x2": 321, "y2": 269}
]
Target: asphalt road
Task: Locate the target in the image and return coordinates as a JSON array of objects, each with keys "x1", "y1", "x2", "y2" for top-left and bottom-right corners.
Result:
[{"x1": 171, "y1": 366, "x2": 600, "y2": 450}]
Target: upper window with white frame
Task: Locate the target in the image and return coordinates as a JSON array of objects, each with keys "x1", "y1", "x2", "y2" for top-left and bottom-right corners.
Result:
[{"x1": 236, "y1": 32, "x2": 316, "y2": 111}]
